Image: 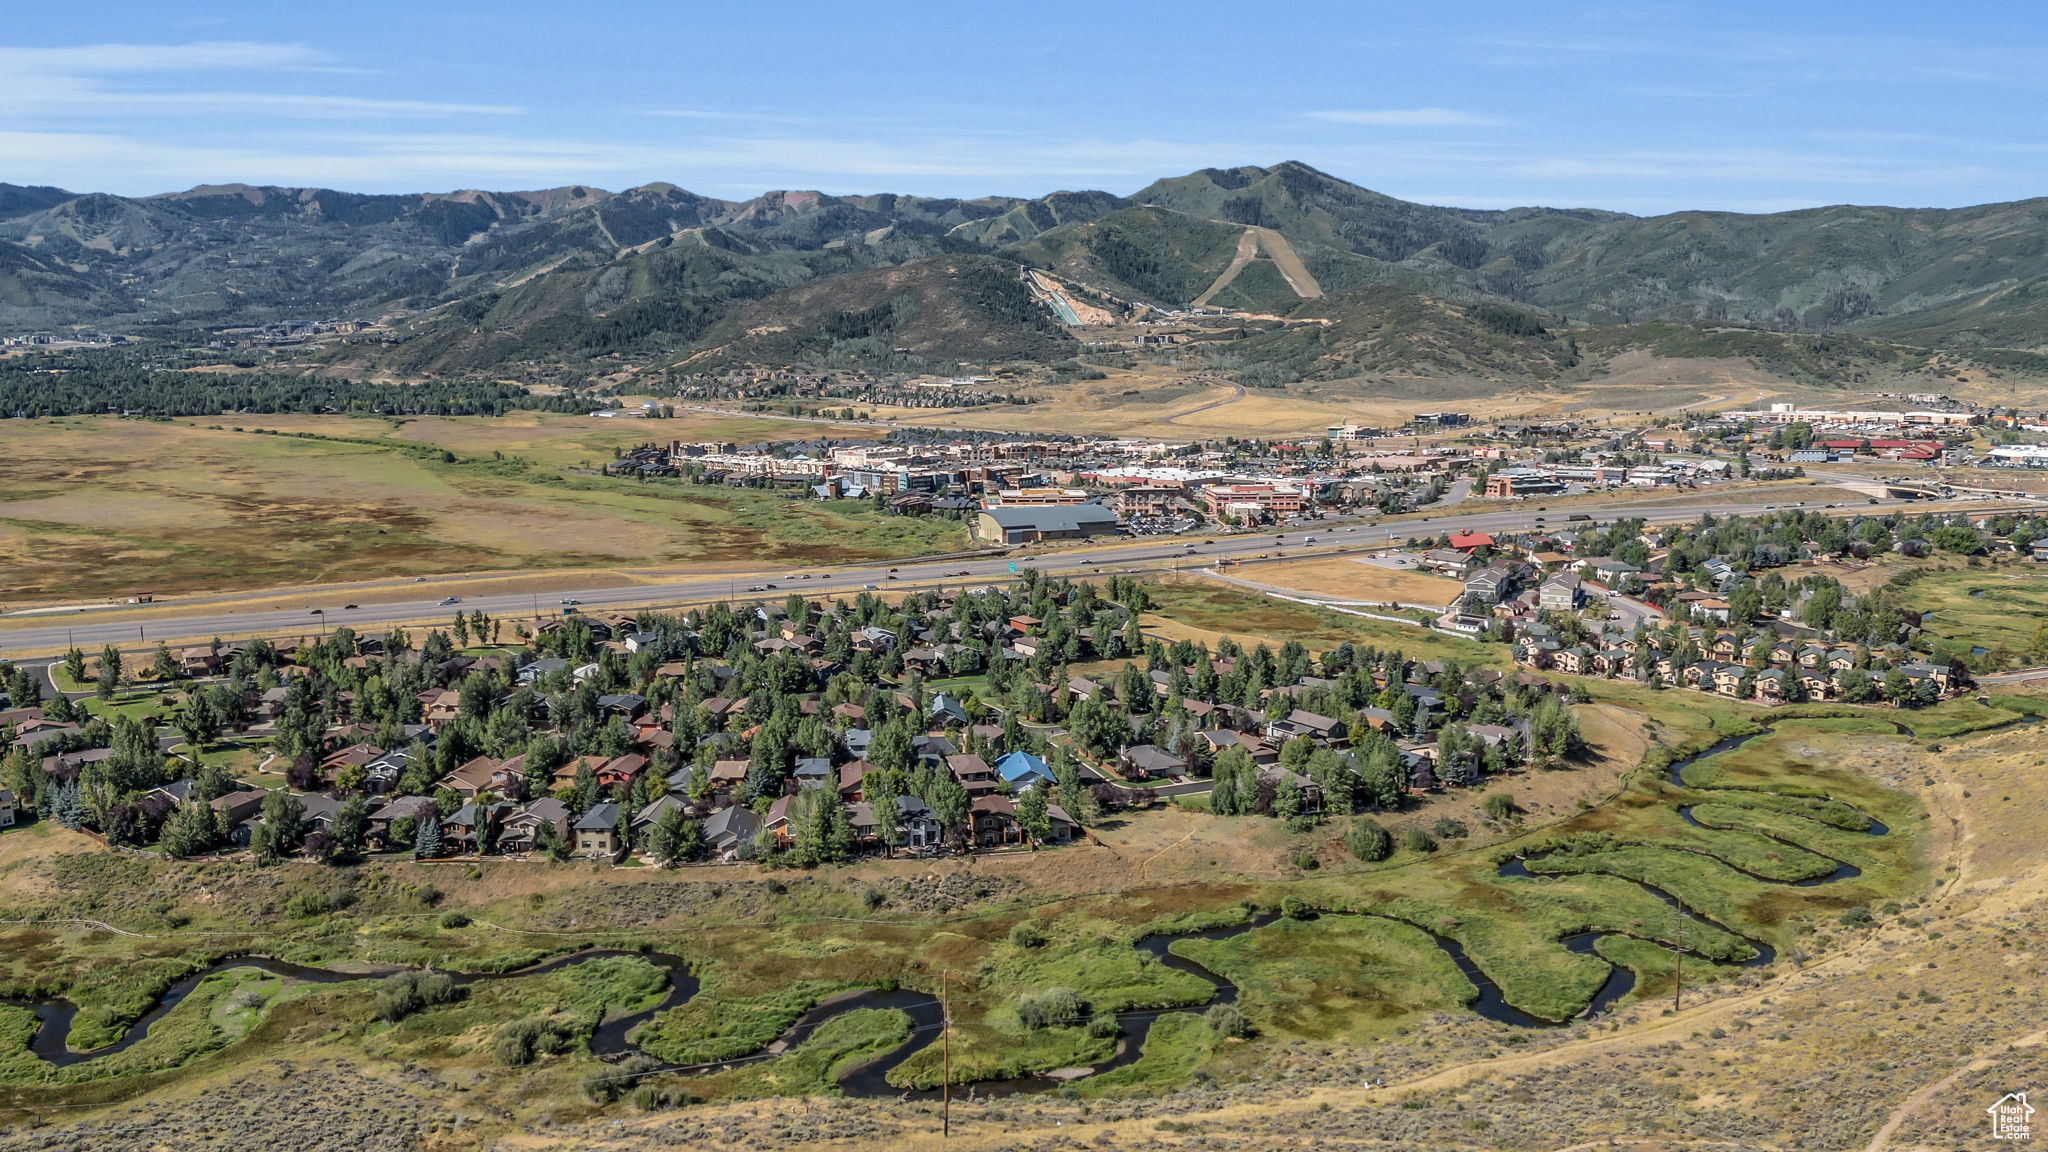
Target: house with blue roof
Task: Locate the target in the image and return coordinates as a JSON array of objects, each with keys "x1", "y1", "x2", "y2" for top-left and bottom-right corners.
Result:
[{"x1": 992, "y1": 750, "x2": 1053, "y2": 789}]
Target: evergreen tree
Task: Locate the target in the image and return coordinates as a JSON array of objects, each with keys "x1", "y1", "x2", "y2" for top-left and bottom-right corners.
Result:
[{"x1": 414, "y1": 813, "x2": 444, "y2": 859}]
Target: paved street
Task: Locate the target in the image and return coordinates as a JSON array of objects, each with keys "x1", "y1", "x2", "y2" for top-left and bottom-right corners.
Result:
[{"x1": 0, "y1": 492, "x2": 2021, "y2": 655}]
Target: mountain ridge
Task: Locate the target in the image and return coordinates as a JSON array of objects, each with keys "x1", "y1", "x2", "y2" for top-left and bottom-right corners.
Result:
[{"x1": 6, "y1": 163, "x2": 2048, "y2": 383}]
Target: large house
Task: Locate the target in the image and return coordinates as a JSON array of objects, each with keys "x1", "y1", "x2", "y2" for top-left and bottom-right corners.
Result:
[{"x1": 574, "y1": 802, "x2": 621, "y2": 858}]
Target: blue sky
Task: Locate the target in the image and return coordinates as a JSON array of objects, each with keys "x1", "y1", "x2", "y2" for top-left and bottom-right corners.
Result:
[{"x1": 3, "y1": 1, "x2": 2044, "y2": 214}]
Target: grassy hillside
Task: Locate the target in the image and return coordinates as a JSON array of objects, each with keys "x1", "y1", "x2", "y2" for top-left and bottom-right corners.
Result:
[
  {"x1": 1199, "y1": 287, "x2": 1576, "y2": 384},
  {"x1": 685, "y1": 254, "x2": 1074, "y2": 369}
]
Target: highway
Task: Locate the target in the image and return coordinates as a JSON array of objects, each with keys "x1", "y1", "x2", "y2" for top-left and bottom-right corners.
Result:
[{"x1": 0, "y1": 492, "x2": 2021, "y2": 656}]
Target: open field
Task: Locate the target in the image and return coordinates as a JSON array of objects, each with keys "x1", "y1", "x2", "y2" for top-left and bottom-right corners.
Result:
[
  {"x1": 1898, "y1": 559, "x2": 2048, "y2": 659},
  {"x1": 866, "y1": 363, "x2": 1653, "y2": 439},
  {"x1": 1137, "y1": 577, "x2": 1497, "y2": 664},
  {"x1": 1217, "y1": 555, "x2": 1465, "y2": 606},
  {"x1": 0, "y1": 417, "x2": 964, "y2": 604},
  {"x1": 179, "y1": 409, "x2": 887, "y2": 468},
  {"x1": 861, "y1": 354, "x2": 1861, "y2": 439}
]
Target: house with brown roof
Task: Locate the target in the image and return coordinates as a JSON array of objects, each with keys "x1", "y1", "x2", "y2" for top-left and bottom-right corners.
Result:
[{"x1": 437, "y1": 756, "x2": 501, "y2": 799}]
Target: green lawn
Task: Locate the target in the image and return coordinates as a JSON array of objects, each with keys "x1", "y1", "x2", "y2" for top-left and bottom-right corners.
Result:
[
  {"x1": 1903, "y1": 562, "x2": 2048, "y2": 661},
  {"x1": 1143, "y1": 581, "x2": 1499, "y2": 664},
  {"x1": 1170, "y1": 915, "x2": 1471, "y2": 1042}
]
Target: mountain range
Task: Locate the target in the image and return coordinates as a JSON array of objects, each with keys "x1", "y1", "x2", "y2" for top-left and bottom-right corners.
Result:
[{"x1": 6, "y1": 161, "x2": 2048, "y2": 381}]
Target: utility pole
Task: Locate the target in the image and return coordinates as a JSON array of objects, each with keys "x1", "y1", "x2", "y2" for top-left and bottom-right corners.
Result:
[
  {"x1": 941, "y1": 970, "x2": 952, "y2": 1138},
  {"x1": 1673, "y1": 896, "x2": 1684, "y2": 1013}
]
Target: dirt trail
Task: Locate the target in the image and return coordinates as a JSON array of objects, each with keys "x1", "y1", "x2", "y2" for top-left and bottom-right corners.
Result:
[
  {"x1": 1193, "y1": 227, "x2": 1324, "y2": 306},
  {"x1": 1193, "y1": 231, "x2": 1262, "y2": 307},
  {"x1": 1250, "y1": 225, "x2": 1323, "y2": 298},
  {"x1": 1163, "y1": 380, "x2": 1247, "y2": 425},
  {"x1": 1861, "y1": 1028, "x2": 2048, "y2": 1152}
]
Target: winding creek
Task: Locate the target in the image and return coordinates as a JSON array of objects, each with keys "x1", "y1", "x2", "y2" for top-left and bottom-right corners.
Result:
[{"x1": 2, "y1": 719, "x2": 1906, "y2": 1096}]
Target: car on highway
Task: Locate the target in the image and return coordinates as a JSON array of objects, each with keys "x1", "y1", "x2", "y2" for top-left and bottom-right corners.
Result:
[
  {"x1": 746, "y1": 585, "x2": 765, "y2": 592},
  {"x1": 440, "y1": 596, "x2": 461, "y2": 605},
  {"x1": 952, "y1": 569, "x2": 972, "y2": 577},
  {"x1": 763, "y1": 583, "x2": 778, "y2": 589},
  {"x1": 885, "y1": 574, "x2": 898, "y2": 580},
  {"x1": 862, "y1": 583, "x2": 879, "y2": 590},
  {"x1": 309, "y1": 608, "x2": 324, "y2": 616},
  {"x1": 343, "y1": 603, "x2": 358, "y2": 609},
  {"x1": 1566, "y1": 513, "x2": 1591, "y2": 521},
  {"x1": 561, "y1": 597, "x2": 581, "y2": 605}
]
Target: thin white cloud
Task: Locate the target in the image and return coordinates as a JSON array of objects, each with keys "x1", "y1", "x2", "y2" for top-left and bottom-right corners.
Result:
[
  {"x1": 1302, "y1": 108, "x2": 1506, "y2": 127},
  {"x1": 0, "y1": 41, "x2": 326, "y2": 74},
  {"x1": 1506, "y1": 148, "x2": 2000, "y2": 187},
  {"x1": 0, "y1": 40, "x2": 512, "y2": 121}
]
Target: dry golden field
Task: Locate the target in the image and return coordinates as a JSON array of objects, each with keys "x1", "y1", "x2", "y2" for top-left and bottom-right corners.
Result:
[{"x1": 0, "y1": 415, "x2": 959, "y2": 603}]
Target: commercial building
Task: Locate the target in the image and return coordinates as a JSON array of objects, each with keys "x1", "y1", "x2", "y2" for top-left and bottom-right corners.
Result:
[
  {"x1": 973, "y1": 504, "x2": 1122, "y2": 544},
  {"x1": 1196, "y1": 484, "x2": 1308, "y2": 520},
  {"x1": 986, "y1": 487, "x2": 1091, "y2": 506}
]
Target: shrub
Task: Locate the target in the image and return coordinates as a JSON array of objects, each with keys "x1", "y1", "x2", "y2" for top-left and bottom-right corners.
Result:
[
  {"x1": 1008, "y1": 921, "x2": 1048, "y2": 949},
  {"x1": 1205, "y1": 1002, "x2": 1252, "y2": 1038},
  {"x1": 375, "y1": 970, "x2": 462, "y2": 1023},
  {"x1": 1015, "y1": 987, "x2": 1087, "y2": 1030},
  {"x1": 1281, "y1": 896, "x2": 1315, "y2": 920},
  {"x1": 438, "y1": 911, "x2": 472, "y2": 929},
  {"x1": 1345, "y1": 818, "x2": 1392, "y2": 862},
  {"x1": 1481, "y1": 793, "x2": 1517, "y2": 821},
  {"x1": 1291, "y1": 849, "x2": 1319, "y2": 871},
  {"x1": 1086, "y1": 1011, "x2": 1119, "y2": 1039},
  {"x1": 584, "y1": 1053, "x2": 664, "y2": 1104},
  {"x1": 1428, "y1": 816, "x2": 1470, "y2": 840},
  {"x1": 491, "y1": 1015, "x2": 577, "y2": 1066},
  {"x1": 285, "y1": 886, "x2": 351, "y2": 918},
  {"x1": 1401, "y1": 826, "x2": 1439, "y2": 854},
  {"x1": 1839, "y1": 907, "x2": 1876, "y2": 926}
]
